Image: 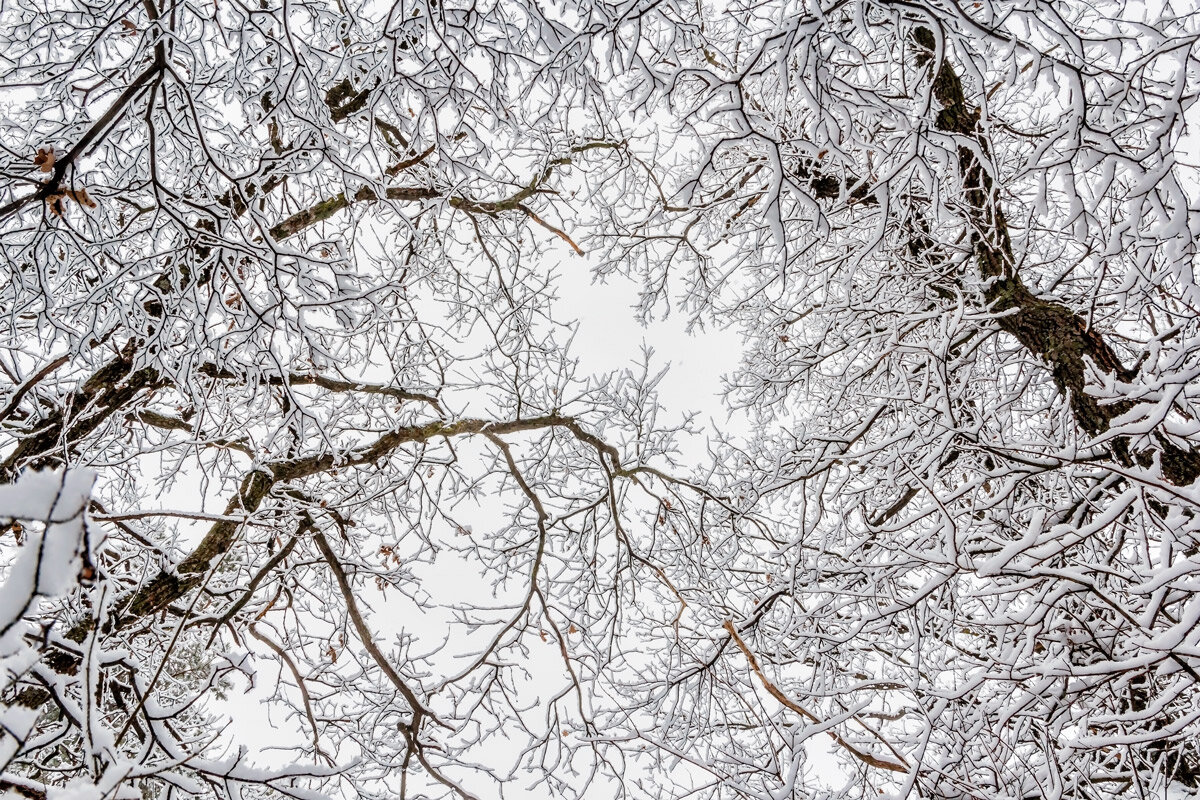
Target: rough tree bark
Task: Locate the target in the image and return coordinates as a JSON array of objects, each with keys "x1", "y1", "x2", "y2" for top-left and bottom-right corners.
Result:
[{"x1": 912, "y1": 26, "x2": 1200, "y2": 487}]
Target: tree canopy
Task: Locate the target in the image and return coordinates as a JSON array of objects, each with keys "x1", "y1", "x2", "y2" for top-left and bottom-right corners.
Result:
[{"x1": 1, "y1": 0, "x2": 1199, "y2": 798}]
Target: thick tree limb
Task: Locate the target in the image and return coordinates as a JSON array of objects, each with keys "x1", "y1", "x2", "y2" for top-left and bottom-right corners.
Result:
[
  {"x1": 910, "y1": 24, "x2": 1200, "y2": 787},
  {"x1": 913, "y1": 29, "x2": 1134, "y2": 429},
  {"x1": 773, "y1": 30, "x2": 1200, "y2": 487},
  {"x1": 123, "y1": 413, "x2": 597, "y2": 620},
  {"x1": 1, "y1": 341, "x2": 168, "y2": 479},
  {"x1": 908, "y1": 27, "x2": 1198, "y2": 485}
]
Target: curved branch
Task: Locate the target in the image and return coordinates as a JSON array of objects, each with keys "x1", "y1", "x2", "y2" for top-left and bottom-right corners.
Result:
[
  {"x1": 723, "y1": 621, "x2": 910, "y2": 774},
  {"x1": 267, "y1": 140, "x2": 623, "y2": 241}
]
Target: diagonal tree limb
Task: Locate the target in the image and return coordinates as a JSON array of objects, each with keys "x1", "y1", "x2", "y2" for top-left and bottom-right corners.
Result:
[
  {"x1": 311, "y1": 530, "x2": 433, "y2": 722},
  {"x1": 1, "y1": 341, "x2": 169, "y2": 479},
  {"x1": 120, "y1": 413, "x2": 605, "y2": 622},
  {"x1": 910, "y1": 26, "x2": 1200, "y2": 485},
  {"x1": 313, "y1": 531, "x2": 483, "y2": 800},
  {"x1": 724, "y1": 620, "x2": 910, "y2": 773},
  {"x1": 908, "y1": 23, "x2": 1200, "y2": 788},
  {"x1": 0, "y1": 55, "x2": 166, "y2": 222},
  {"x1": 775, "y1": 28, "x2": 1197, "y2": 487}
]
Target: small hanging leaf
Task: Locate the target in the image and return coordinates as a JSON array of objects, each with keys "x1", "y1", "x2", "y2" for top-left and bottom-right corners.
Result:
[
  {"x1": 65, "y1": 188, "x2": 97, "y2": 208},
  {"x1": 46, "y1": 187, "x2": 97, "y2": 216},
  {"x1": 33, "y1": 147, "x2": 55, "y2": 172}
]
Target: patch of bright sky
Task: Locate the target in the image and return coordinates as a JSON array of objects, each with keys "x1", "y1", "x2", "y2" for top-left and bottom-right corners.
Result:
[
  {"x1": 1177, "y1": 104, "x2": 1200, "y2": 202},
  {"x1": 554, "y1": 249, "x2": 747, "y2": 444}
]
